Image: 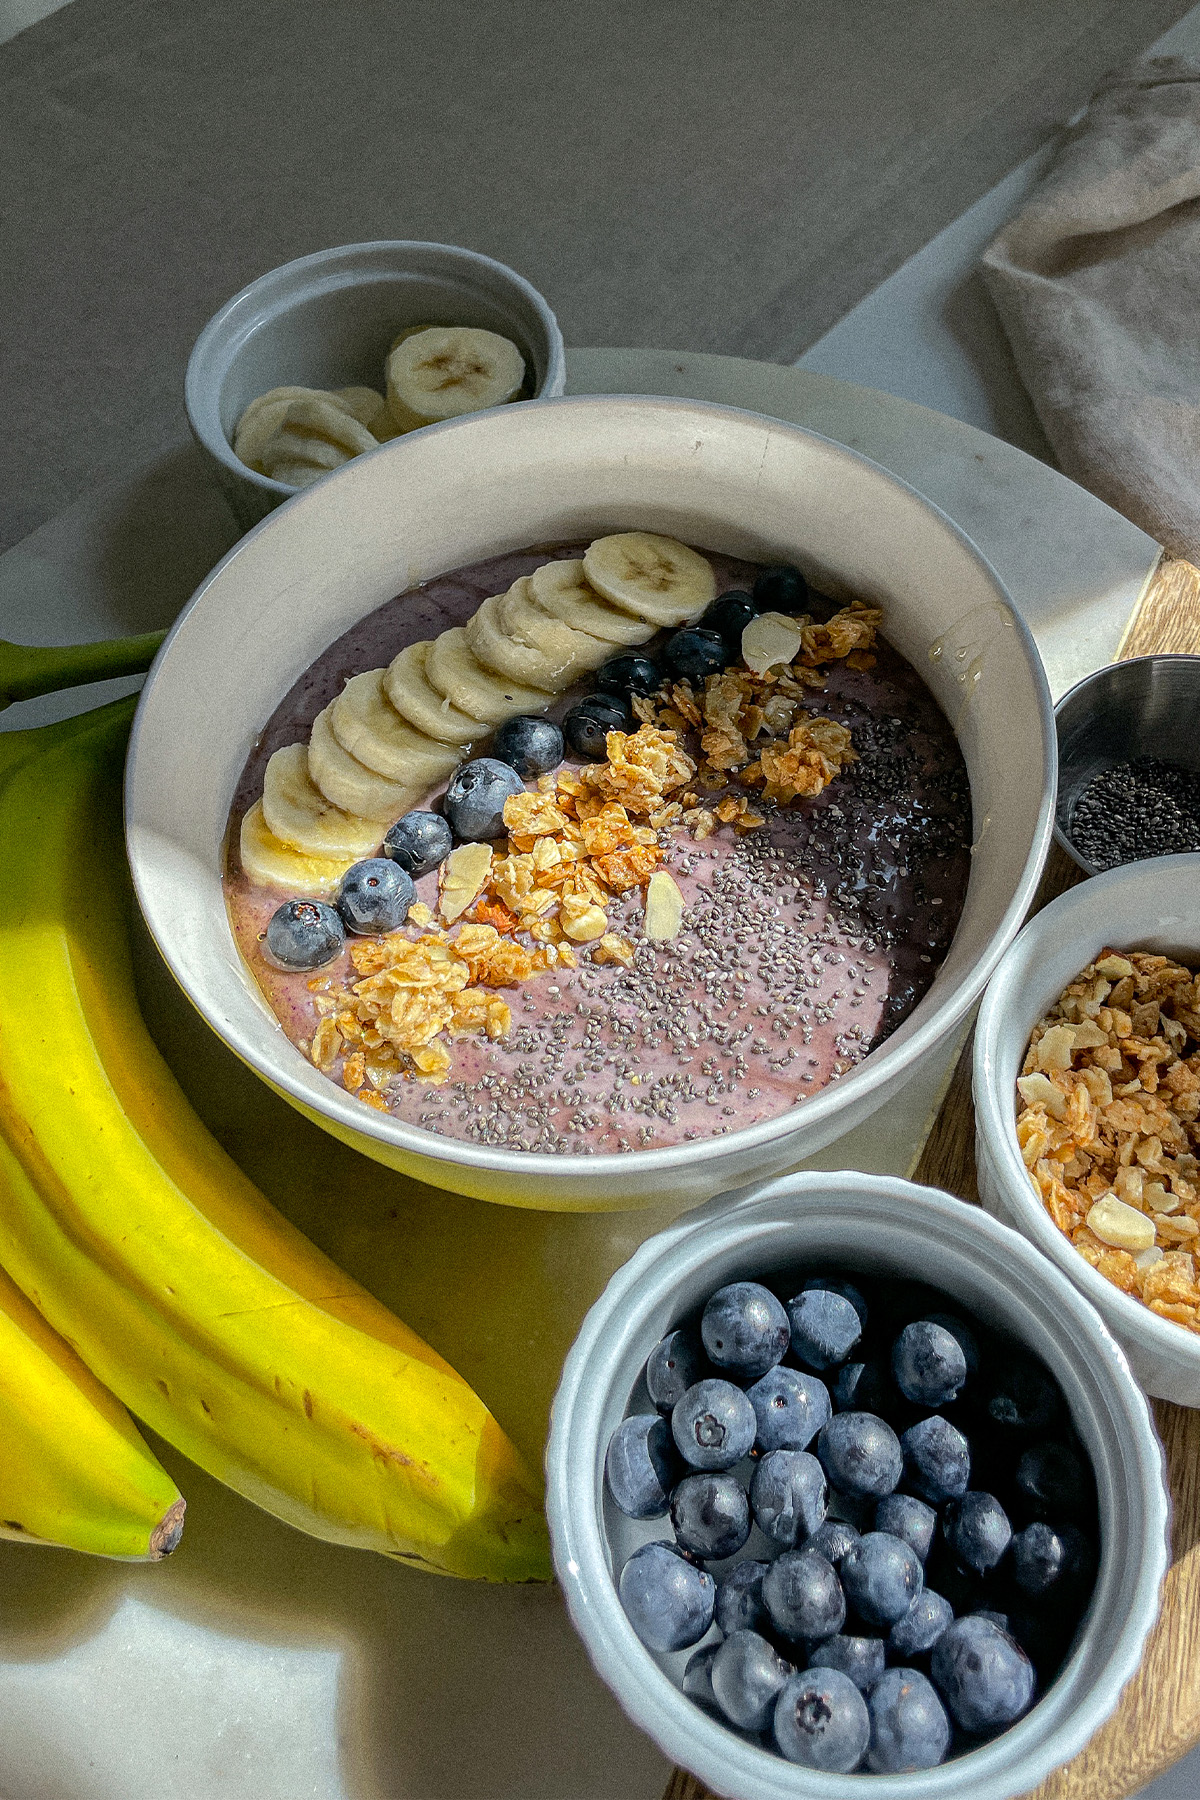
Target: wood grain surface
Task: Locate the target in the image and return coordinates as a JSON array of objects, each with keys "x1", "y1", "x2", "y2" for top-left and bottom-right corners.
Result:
[{"x1": 665, "y1": 552, "x2": 1200, "y2": 1800}]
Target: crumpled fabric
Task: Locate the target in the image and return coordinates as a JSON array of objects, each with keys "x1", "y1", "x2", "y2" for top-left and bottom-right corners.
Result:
[{"x1": 981, "y1": 57, "x2": 1200, "y2": 559}]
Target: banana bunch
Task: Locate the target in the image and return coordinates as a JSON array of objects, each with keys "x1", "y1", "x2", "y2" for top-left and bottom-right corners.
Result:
[
  {"x1": 0, "y1": 700, "x2": 549, "y2": 1580},
  {"x1": 0, "y1": 1254, "x2": 185, "y2": 1560},
  {"x1": 243, "y1": 532, "x2": 716, "y2": 892}
]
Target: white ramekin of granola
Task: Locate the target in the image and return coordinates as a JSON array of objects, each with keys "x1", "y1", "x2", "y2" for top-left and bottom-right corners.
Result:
[{"x1": 974, "y1": 853, "x2": 1200, "y2": 1405}]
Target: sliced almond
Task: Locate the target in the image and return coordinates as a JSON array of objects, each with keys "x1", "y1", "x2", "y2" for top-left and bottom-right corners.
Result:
[
  {"x1": 741, "y1": 611, "x2": 804, "y2": 676},
  {"x1": 644, "y1": 870, "x2": 684, "y2": 942},
  {"x1": 439, "y1": 843, "x2": 493, "y2": 923},
  {"x1": 1086, "y1": 1193, "x2": 1156, "y2": 1253}
]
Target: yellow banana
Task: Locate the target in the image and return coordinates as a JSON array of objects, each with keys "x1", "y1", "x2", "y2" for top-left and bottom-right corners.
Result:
[
  {"x1": 0, "y1": 700, "x2": 549, "y2": 1580},
  {"x1": 0, "y1": 1254, "x2": 185, "y2": 1559}
]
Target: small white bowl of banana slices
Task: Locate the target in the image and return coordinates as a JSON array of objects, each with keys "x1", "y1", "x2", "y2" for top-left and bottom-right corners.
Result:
[{"x1": 185, "y1": 240, "x2": 566, "y2": 531}]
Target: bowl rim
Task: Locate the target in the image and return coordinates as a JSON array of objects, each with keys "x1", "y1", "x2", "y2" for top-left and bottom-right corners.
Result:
[
  {"x1": 544, "y1": 1170, "x2": 1169, "y2": 1800},
  {"x1": 183, "y1": 237, "x2": 568, "y2": 498},
  {"x1": 1051, "y1": 653, "x2": 1200, "y2": 877},
  {"x1": 974, "y1": 850, "x2": 1200, "y2": 1367},
  {"x1": 127, "y1": 391, "x2": 1057, "y2": 1186}
]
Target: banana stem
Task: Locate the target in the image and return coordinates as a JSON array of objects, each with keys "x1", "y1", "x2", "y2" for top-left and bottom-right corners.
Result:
[{"x1": 0, "y1": 632, "x2": 167, "y2": 711}]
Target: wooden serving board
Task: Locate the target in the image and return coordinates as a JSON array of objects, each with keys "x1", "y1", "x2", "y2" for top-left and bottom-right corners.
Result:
[{"x1": 667, "y1": 555, "x2": 1200, "y2": 1800}]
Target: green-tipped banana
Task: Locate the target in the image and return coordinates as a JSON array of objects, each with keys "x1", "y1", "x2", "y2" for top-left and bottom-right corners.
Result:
[
  {"x1": 0, "y1": 701, "x2": 549, "y2": 1579},
  {"x1": 0, "y1": 631, "x2": 166, "y2": 711}
]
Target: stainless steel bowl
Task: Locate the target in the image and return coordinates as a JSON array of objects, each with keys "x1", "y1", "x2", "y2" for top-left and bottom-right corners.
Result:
[{"x1": 1054, "y1": 655, "x2": 1200, "y2": 876}]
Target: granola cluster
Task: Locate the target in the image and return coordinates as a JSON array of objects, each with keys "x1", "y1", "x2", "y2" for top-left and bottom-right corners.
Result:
[
  {"x1": 1016, "y1": 949, "x2": 1200, "y2": 1331},
  {"x1": 305, "y1": 916, "x2": 540, "y2": 1091},
  {"x1": 634, "y1": 600, "x2": 876, "y2": 796},
  {"x1": 444, "y1": 724, "x2": 697, "y2": 959}
]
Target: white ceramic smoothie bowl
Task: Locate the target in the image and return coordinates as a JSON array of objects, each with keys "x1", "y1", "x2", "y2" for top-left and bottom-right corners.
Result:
[
  {"x1": 126, "y1": 394, "x2": 1055, "y2": 1211},
  {"x1": 974, "y1": 853, "x2": 1200, "y2": 1406},
  {"x1": 545, "y1": 1172, "x2": 1168, "y2": 1800}
]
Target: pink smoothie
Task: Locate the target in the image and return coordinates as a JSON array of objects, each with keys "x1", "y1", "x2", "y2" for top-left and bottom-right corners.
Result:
[{"x1": 225, "y1": 545, "x2": 970, "y2": 1155}]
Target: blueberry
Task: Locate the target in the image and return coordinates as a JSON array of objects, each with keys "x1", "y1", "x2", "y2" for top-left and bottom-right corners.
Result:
[
  {"x1": 645, "y1": 1326, "x2": 707, "y2": 1415},
  {"x1": 604, "y1": 1413, "x2": 679, "y2": 1519},
  {"x1": 800, "y1": 1274, "x2": 869, "y2": 1329},
  {"x1": 774, "y1": 1668, "x2": 871, "y2": 1772},
  {"x1": 931, "y1": 1615, "x2": 1036, "y2": 1732},
  {"x1": 563, "y1": 698, "x2": 627, "y2": 760},
  {"x1": 985, "y1": 1355, "x2": 1061, "y2": 1436},
  {"x1": 865, "y1": 1668, "x2": 951, "y2": 1772},
  {"x1": 682, "y1": 1644, "x2": 722, "y2": 1713},
  {"x1": 900, "y1": 1415, "x2": 971, "y2": 1503},
  {"x1": 924, "y1": 1310, "x2": 981, "y2": 1377},
  {"x1": 750, "y1": 1449, "x2": 827, "y2": 1548},
  {"x1": 1015, "y1": 1440, "x2": 1093, "y2": 1521},
  {"x1": 942, "y1": 1492, "x2": 1012, "y2": 1575},
  {"x1": 875, "y1": 1494, "x2": 937, "y2": 1563},
  {"x1": 671, "y1": 1471, "x2": 751, "y2": 1560},
  {"x1": 382, "y1": 809, "x2": 453, "y2": 876},
  {"x1": 712, "y1": 1630, "x2": 793, "y2": 1733},
  {"x1": 443, "y1": 757, "x2": 525, "y2": 840},
  {"x1": 787, "y1": 1289, "x2": 863, "y2": 1371},
  {"x1": 841, "y1": 1531, "x2": 923, "y2": 1627},
  {"x1": 618, "y1": 1541, "x2": 715, "y2": 1651},
  {"x1": 671, "y1": 1379, "x2": 756, "y2": 1471},
  {"x1": 662, "y1": 628, "x2": 727, "y2": 683},
  {"x1": 752, "y1": 564, "x2": 810, "y2": 615},
  {"x1": 808, "y1": 1634, "x2": 886, "y2": 1694},
  {"x1": 336, "y1": 858, "x2": 414, "y2": 934},
  {"x1": 715, "y1": 1559, "x2": 771, "y2": 1635},
  {"x1": 1010, "y1": 1521, "x2": 1094, "y2": 1597},
  {"x1": 892, "y1": 1321, "x2": 968, "y2": 1408},
  {"x1": 832, "y1": 1360, "x2": 896, "y2": 1415},
  {"x1": 747, "y1": 1365, "x2": 832, "y2": 1452},
  {"x1": 701, "y1": 1281, "x2": 790, "y2": 1381},
  {"x1": 973, "y1": 1609, "x2": 1010, "y2": 1631},
  {"x1": 817, "y1": 1413, "x2": 903, "y2": 1499},
  {"x1": 888, "y1": 1589, "x2": 954, "y2": 1659},
  {"x1": 808, "y1": 1519, "x2": 861, "y2": 1566},
  {"x1": 490, "y1": 715, "x2": 564, "y2": 779},
  {"x1": 763, "y1": 1547, "x2": 846, "y2": 1643},
  {"x1": 701, "y1": 591, "x2": 759, "y2": 653},
  {"x1": 265, "y1": 899, "x2": 345, "y2": 970},
  {"x1": 594, "y1": 653, "x2": 661, "y2": 699}
]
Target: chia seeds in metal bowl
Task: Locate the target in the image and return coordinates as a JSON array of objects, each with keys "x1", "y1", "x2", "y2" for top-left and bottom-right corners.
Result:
[{"x1": 1054, "y1": 655, "x2": 1200, "y2": 878}]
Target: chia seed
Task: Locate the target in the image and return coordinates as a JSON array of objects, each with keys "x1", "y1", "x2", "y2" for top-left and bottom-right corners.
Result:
[{"x1": 1070, "y1": 757, "x2": 1200, "y2": 871}]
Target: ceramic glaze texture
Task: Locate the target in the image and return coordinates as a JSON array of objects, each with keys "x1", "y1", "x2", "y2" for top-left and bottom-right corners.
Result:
[
  {"x1": 545, "y1": 1174, "x2": 1169, "y2": 1800},
  {"x1": 125, "y1": 396, "x2": 1055, "y2": 1210},
  {"x1": 975, "y1": 854, "x2": 1200, "y2": 1406}
]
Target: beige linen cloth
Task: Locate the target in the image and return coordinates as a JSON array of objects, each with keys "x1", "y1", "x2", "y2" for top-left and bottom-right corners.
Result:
[{"x1": 981, "y1": 57, "x2": 1200, "y2": 559}]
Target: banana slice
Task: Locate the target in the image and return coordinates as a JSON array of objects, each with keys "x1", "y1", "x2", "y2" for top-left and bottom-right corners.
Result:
[
  {"x1": 583, "y1": 532, "x2": 716, "y2": 626},
  {"x1": 383, "y1": 642, "x2": 485, "y2": 745},
  {"x1": 333, "y1": 386, "x2": 387, "y2": 430},
  {"x1": 261, "y1": 743, "x2": 383, "y2": 860},
  {"x1": 424, "y1": 627, "x2": 550, "y2": 725},
  {"x1": 385, "y1": 326, "x2": 525, "y2": 433},
  {"x1": 329, "y1": 669, "x2": 461, "y2": 784},
  {"x1": 501, "y1": 579, "x2": 612, "y2": 681},
  {"x1": 527, "y1": 559, "x2": 657, "y2": 646},
  {"x1": 256, "y1": 396, "x2": 379, "y2": 485},
  {"x1": 237, "y1": 799, "x2": 352, "y2": 897},
  {"x1": 308, "y1": 707, "x2": 426, "y2": 821},
  {"x1": 233, "y1": 387, "x2": 376, "y2": 474},
  {"x1": 464, "y1": 593, "x2": 559, "y2": 690}
]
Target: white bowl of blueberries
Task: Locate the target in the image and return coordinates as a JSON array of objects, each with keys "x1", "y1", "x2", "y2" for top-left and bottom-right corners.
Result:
[{"x1": 546, "y1": 1171, "x2": 1168, "y2": 1799}]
